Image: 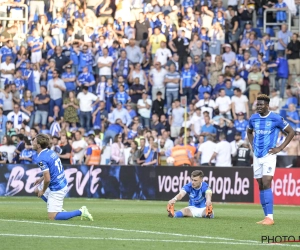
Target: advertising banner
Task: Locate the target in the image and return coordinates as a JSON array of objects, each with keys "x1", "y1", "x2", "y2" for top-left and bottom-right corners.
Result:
[
  {"x1": 0, "y1": 164, "x2": 254, "y2": 203},
  {"x1": 156, "y1": 167, "x2": 254, "y2": 202},
  {"x1": 253, "y1": 168, "x2": 300, "y2": 205}
]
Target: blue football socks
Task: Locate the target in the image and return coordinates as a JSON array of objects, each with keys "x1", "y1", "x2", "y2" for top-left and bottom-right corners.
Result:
[
  {"x1": 55, "y1": 210, "x2": 82, "y2": 220},
  {"x1": 264, "y1": 188, "x2": 274, "y2": 219},
  {"x1": 174, "y1": 211, "x2": 183, "y2": 218},
  {"x1": 259, "y1": 190, "x2": 267, "y2": 216}
]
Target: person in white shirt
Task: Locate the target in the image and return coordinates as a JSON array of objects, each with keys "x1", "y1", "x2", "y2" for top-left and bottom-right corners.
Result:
[
  {"x1": 97, "y1": 47, "x2": 113, "y2": 78},
  {"x1": 232, "y1": 74, "x2": 246, "y2": 93},
  {"x1": 137, "y1": 92, "x2": 152, "y2": 128},
  {"x1": 269, "y1": 89, "x2": 280, "y2": 113},
  {"x1": 231, "y1": 87, "x2": 249, "y2": 120},
  {"x1": 149, "y1": 62, "x2": 167, "y2": 100},
  {"x1": 155, "y1": 41, "x2": 172, "y2": 66},
  {"x1": 230, "y1": 132, "x2": 244, "y2": 158},
  {"x1": 198, "y1": 135, "x2": 216, "y2": 165},
  {"x1": 47, "y1": 69, "x2": 66, "y2": 117},
  {"x1": 209, "y1": 133, "x2": 232, "y2": 167},
  {"x1": 215, "y1": 89, "x2": 232, "y2": 119},
  {"x1": 195, "y1": 92, "x2": 216, "y2": 119},
  {"x1": 0, "y1": 55, "x2": 15, "y2": 87},
  {"x1": 190, "y1": 108, "x2": 204, "y2": 136},
  {"x1": 77, "y1": 86, "x2": 100, "y2": 131},
  {"x1": 110, "y1": 102, "x2": 132, "y2": 126},
  {"x1": 7, "y1": 103, "x2": 29, "y2": 129},
  {"x1": 72, "y1": 130, "x2": 88, "y2": 164}
]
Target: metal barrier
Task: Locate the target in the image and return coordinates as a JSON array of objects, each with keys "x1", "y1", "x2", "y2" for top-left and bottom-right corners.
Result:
[
  {"x1": 0, "y1": 3, "x2": 28, "y2": 34},
  {"x1": 263, "y1": 8, "x2": 291, "y2": 36}
]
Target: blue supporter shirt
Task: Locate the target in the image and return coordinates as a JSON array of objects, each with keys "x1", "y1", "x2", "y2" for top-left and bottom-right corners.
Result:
[
  {"x1": 182, "y1": 181, "x2": 211, "y2": 208},
  {"x1": 0, "y1": 46, "x2": 13, "y2": 62},
  {"x1": 114, "y1": 91, "x2": 130, "y2": 105},
  {"x1": 77, "y1": 72, "x2": 95, "y2": 92},
  {"x1": 107, "y1": 123, "x2": 123, "y2": 133},
  {"x1": 197, "y1": 84, "x2": 212, "y2": 100},
  {"x1": 275, "y1": 57, "x2": 289, "y2": 78},
  {"x1": 275, "y1": 2, "x2": 287, "y2": 21},
  {"x1": 200, "y1": 34, "x2": 209, "y2": 52},
  {"x1": 61, "y1": 72, "x2": 76, "y2": 91},
  {"x1": 248, "y1": 112, "x2": 289, "y2": 158},
  {"x1": 36, "y1": 148, "x2": 68, "y2": 191},
  {"x1": 234, "y1": 119, "x2": 249, "y2": 139},
  {"x1": 20, "y1": 148, "x2": 35, "y2": 164},
  {"x1": 181, "y1": 69, "x2": 196, "y2": 88}
]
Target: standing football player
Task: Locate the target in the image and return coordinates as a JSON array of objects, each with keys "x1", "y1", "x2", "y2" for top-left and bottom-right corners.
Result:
[
  {"x1": 166, "y1": 170, "x2": 213, "y2": 218},
  {"x1": 33, "y1": 134, "x2": 93, "y2": 221},
  {"x1": 247, "y1": 94, "x2": 294, "y2": 225}
]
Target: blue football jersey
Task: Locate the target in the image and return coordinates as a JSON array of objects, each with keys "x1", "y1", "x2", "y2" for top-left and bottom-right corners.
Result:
[
  {"x1": 36, "y1": 149, "x2": 68, "y2": 191},
  {"x1": 248, "y1": 112, "x2": 289, "y2": 158},
  {"x1": 182, "y1": 181, "x2": 211, "y2": 208}
]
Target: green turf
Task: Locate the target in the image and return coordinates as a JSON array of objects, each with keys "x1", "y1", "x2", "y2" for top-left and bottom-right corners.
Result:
[{"x1": 0, "y1": 197, "x2": 299, "y2": 250}]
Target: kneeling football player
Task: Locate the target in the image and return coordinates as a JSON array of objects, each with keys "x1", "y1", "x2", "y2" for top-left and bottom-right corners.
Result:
[{"x1": 167, "y1": 170, "x2": 213, "y2": 218}]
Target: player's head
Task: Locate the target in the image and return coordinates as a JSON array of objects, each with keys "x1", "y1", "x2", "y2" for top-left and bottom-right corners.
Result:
[
  {"x1": 32, "y1": 134, "x2": 50, "y2": 151},
  {"x1": 256, "y1": 94, "x2": 270, "y2": 115},
  {"x1": 191, "y1": 170, "x2": 204, "y2": 189}
]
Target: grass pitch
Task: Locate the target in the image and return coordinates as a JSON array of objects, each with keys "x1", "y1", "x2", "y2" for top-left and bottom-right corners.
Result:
[{"x1": 0, "y1": 197, "x2": 299, "y2": 250}]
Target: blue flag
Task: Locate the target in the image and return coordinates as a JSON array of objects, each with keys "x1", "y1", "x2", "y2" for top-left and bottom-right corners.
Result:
[{"x1": 27, "y1": 70, "x2": 36, "y2": 93}]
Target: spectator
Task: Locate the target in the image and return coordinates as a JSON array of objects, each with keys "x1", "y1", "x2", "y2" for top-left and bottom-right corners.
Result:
[
  {"x1": 269, "y1": 89, "x2": 280, "y2": 113},
  {"x1": 128, "y1": 63, "x2": 148, "y2": 88},
  {"x1": 47, "y1": 69, "x2": 66, "y2": 116},
  {"x1": 0, "y1": 107, "x2": 7, "y2": 140},
  {"x1": 234, "y1": 112, "x2": 249, "y2": 139},
  {"x1": 63, "y1": 91, "x2": 79, "y2": 128},
  {"x1": 287, "y1": 33, "x2": 300, "y2": 82},
  {"x1": 201, "y1": 115, "x2": 217, "y2": 140},
  {"x1": 111, "y1": 134, "x2": 125, "y2": 164},
  {"x1": 286, "y1": 104, "x2": 300, "y2": 130},
  {"x1": 152, "y1": 91, "x2": 165, "y2": 118},
  {"x1": 71, "y1": 130, "x2": 87, "y2": 164},
  {"x1": 215, "y1": 89, "x2": 232, "y2": 119},
  {"x1": 142, "y1": 142, "x2": 159, "y2": 166},
  {"x1": 149, "y1": 61, "x2": 167, "y2": 100},
  {"x1": 34, "y1": 85, "x2": 50, "y2": 130},
  {"x1": 84, "y1": 137, "x2": 101, "y2": 166},
  {"x1": 0, "y1": 135, "x2": 16, "y2": 163},
  {"x1": 277, "y1": 24, "x2": 292, "y2": 56},
  {"x1": 137, "y1": 92, "x2": 152, "y2": 128},
  {"x1": 50, "y1": 46, "x2": 72, "y2": 73},
  {"x1": 198, "y1": 135, "x2": 216, "y2": 166},
  {"x1": 180, "y1": 63, "x2": 200, "y2": 104},
  {"x1": 247, "y1": 64, "x2": 262, "y2": 105},
  {"x1": 209, "y1": 133, "x2": 232, "y2": 167},
  {"x1": 61, "y1": 65, "x2": 76, "y2": 93},
  {"x1": 59, "y1": 134, "x2": 72, "y2": 164},
  {"x1": 7, "y1": 103, "x2": 29, "y2": 130},
  {"x1": 1, "y1": 55, "x2": 15, "y2": 86},
  {"x1": 231, "y1": 88, "x2": 249, "y2": 120},
  {"x1": 77, "y1": 86, "x2": 99, "y2": 131},
  {"x1": 170, "y1": 99, "x2": 184, "y2": 139},
  {"x1": 195, "y1": 91, "x2": 216, "y2": 119},
  {"x1": 97, "y1": 47, "x2": 114, "y2": 79}
]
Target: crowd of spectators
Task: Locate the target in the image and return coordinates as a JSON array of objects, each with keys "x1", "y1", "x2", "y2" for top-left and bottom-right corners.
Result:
[{"x1": 0, "y1": 0, "x2": 299, "y2": 166}]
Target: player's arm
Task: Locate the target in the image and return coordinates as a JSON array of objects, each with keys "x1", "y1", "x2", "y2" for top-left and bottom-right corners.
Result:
[
  {"x1": 168, "y1": 190, "x2": 186, "y2": 205},
  {"x1": 247, "y1": 127, "x2": 254, "y2": 149},
  {"x1": 269, "y1": 125, "x2": 295, "y2": 155},
  {"x1": 205, "y1": 188, "x2": 213, "y2": 206},
  {"x1": 38, "y1": 170, "x2": 50, "y2": 197}
]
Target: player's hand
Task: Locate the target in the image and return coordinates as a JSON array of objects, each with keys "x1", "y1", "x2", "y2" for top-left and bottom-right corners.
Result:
[
  {"x1": 37, "y1": 190, "x2": 45, "y2": 198},
  {"x1": 34, "y1": 178, "x2": 43, "y2": 186},
  {"x1": 168, "y1": 199, "x2": 176, "y2": 205},
  {"x1": 269, "y1": 147, "x2": 282, "y2": 155}
]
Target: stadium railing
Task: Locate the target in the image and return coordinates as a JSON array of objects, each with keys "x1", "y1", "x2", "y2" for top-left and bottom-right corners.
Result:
[
  {"x1": 263, "y1": 8, "x2": 291, "y2": 39},
  {"x1": 0, "y1": 4, "x2": 29, "y2": 34}
]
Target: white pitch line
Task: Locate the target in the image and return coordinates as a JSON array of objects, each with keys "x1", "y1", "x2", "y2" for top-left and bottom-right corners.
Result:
[
  {"x1": 0, "y1": 233, "x2": 300, "y2": 248},
  {"x1": 0, "y1": 219, "x2": 257, "y2": 243}
]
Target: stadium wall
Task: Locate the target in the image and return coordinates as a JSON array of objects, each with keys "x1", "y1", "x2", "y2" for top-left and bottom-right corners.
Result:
[{"x1": 0, "y1": 164, "x2": 299, "y2": 205}]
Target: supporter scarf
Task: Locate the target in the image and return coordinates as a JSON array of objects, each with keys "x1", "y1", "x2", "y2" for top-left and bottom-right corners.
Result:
[{"x1": 115, "y1": 58, "x2": 129, "y2": 78}]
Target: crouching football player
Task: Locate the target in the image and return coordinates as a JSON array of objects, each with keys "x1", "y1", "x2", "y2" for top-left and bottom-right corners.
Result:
[{"x1": 167, "y1": 170, "x2": 213, "y2": 218}]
